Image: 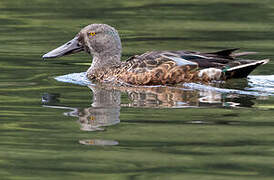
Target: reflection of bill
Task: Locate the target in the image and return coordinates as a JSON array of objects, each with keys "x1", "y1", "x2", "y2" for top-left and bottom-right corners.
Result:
[{"x1": 42, "y1": 93, "x2": 60, "y2": 104}]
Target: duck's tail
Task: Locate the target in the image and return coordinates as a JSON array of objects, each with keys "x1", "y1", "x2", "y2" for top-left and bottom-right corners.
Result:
[
  {"x1": 209, "y1": 48, "x2": 258, "y2": 58},
  {"x1": 223, "y1": 59, "x2": 269, "y2": 79}
]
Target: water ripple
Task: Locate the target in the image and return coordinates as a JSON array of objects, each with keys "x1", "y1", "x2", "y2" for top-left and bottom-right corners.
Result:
[{"x1": 247, "y1": 75, "x2": 274, "y2": 94}]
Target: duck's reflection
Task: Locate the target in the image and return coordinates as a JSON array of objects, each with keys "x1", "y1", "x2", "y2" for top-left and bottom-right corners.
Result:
[
  {"x1": 43, "y1": 81, "x2": 257, "y2": 145},
  {"x1": 44, "y1": 83, "x2": 256, "y2": 129}
]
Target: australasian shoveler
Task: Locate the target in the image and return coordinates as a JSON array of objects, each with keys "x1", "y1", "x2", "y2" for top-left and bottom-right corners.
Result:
[{"x1": 43, "y1": 24, "x2": 269, "y2": 85}]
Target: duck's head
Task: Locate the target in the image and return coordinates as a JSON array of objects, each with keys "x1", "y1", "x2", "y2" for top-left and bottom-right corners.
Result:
[{"x1": 42, "y1": 24, "x2": 122, "y2": 59}]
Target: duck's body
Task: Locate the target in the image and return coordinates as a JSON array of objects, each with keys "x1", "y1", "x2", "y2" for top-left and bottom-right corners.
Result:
[
  {"x1": 88, "y1": 49, "x2": 268, "y2": 85},
  {"x1": 43, "y1": 24, "x2": 269, "y2": 85}
]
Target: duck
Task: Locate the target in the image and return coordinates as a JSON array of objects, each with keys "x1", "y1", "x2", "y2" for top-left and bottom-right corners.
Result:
[{"x1": 43, "y1": 24, "x2": 269, "y2": 85}]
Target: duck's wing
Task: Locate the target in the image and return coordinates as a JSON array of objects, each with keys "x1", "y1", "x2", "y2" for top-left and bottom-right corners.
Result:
[
  {"x1": 129, "y1": 50, "x2": 224, "y2": 70},
  {"x1": 127, "y1": 48, "x2": 268, "y2": 76},
  {"x1": 134, "y1": 48, "x2": 259, "y2": 69}
]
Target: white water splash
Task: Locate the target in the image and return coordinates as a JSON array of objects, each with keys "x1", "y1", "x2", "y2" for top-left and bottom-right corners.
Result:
[
  {"x1": 55, "y1": 72, "x2": 274, "y2": 96},
  {"x1": 55, "y1": 72, "x2": 92, "y2": 86}
]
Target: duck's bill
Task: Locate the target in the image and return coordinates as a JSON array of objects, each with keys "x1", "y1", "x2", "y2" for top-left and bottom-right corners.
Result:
[{"x1": 42, "y1": 37, "x2": 83, "y2": 59}]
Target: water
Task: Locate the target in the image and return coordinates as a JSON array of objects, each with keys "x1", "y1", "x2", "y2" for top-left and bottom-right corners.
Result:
[{"x1": 1, "y1": 0, "x2": 274, "y2": 179}]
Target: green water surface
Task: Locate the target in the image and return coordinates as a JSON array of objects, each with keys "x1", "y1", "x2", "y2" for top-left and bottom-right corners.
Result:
[{"x1": 1, "y1": 0, "x2": 274, "y2": 179}]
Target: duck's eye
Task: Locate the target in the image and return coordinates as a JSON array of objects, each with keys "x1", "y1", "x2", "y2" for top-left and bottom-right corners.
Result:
[{"x1": 88, "y1": 32, "x2": 96, "y2": 37}]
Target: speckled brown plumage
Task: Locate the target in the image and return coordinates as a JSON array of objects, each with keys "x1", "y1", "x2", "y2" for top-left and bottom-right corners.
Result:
[{"x1": 88, "y1": 55, "x2": 205, "y2": 85}]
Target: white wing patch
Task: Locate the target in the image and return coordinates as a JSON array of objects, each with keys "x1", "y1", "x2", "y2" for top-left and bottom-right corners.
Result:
[
  {"x1": 161, "y1": 55, "x2": 198, "y2": 66},
  {"x1": 188, "y1": 54, "x2": 209, "y2": 59}
]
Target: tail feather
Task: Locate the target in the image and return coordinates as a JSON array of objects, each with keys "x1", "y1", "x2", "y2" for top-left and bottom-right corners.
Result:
[
  {"x1": 223, "y1": 59, "x2": 269, "y2": 79},
  {"x1": 210, "y1": 48, "x2": 258, "y2": 58},
  {"x1": 210, "y1": 48, "x2": 239, "y2": 57}
]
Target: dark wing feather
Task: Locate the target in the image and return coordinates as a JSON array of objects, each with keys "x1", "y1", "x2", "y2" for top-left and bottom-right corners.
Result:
[{"x1": 207, "y1": 48, "x2": 239, "y2": 58}]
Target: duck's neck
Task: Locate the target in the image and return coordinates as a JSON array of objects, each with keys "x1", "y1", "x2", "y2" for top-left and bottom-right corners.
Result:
[{"x1": 87, "y1": 53, "x2": 121, "y2": 75}]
